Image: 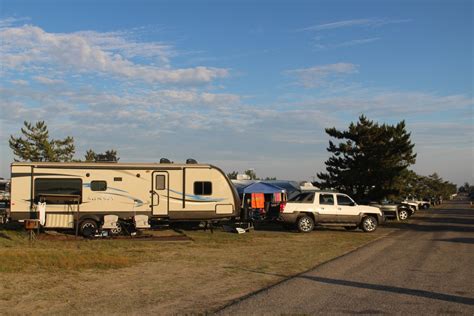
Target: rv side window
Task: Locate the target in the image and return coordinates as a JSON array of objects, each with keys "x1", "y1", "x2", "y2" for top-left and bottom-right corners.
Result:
[
  {"x1": 194, "y1": 181, "x2": 212, "y2": 195},
  {"x1": 34, "y1": 178, "x2": 82, "y2": 204},
  {"x1": 155, "y1": 175, "x2": 166, "y2": 190},
  {"x1": 91, "y1": 181, "x2": 107, "y2": 191}
]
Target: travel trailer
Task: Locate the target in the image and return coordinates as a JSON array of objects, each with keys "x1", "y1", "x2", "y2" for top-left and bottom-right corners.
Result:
[{"x1": 10, "y1": 161, "x2": 240, "y2": 236}]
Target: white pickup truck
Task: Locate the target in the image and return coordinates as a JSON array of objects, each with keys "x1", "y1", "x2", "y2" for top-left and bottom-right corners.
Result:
[{"x1": 279, "y1": 191, "x2": 384, "y2": 233}]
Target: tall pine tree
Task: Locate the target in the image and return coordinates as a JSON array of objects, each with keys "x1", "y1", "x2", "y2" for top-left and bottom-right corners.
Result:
[
  {"x1": 9, "y1": 121, "x2": 75, "y2": 162},
  {"x1": 317, "y1": 115, "x2": 416, "y2": 201}
]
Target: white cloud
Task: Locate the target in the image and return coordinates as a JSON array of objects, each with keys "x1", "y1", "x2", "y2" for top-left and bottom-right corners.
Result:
[
  {"x1": 0, "y1": 24, "x2": 229, "y2": 84},
  {"x1": 337, "y1": 37, "x2": 381, "y2": 47},
  {"x1": 297, "y1": 18, "x2": 411, "y2": 32},
  {"x1": 411, "y1": 122, "x2": 474, "y2": 149},
  {"x1": 286, "y1": 63, "x2": 358, "y2": 88},
  {"x1": 296, "y1": 91, "x2": 473, "y2": 117},
  {"x1": 314, "y1": 37, "x2": 381, "y2": 50},
  {"x1": 75, "y1": 30, "x2": 174, "y2": 65},
  {"x1": 0, "y1": 17, "x2": 29, "y2": 28},
  {"x1": 10, "y1": 79, "x2": 29, "y2": 86},
  {"x1": 33, "y1": 76, "x2": 65, "y2": 85}
]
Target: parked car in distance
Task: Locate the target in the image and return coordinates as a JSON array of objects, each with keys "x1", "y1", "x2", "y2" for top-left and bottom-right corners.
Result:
[
  {"x1": 369, "y1": 200, "x2": 413, "y2": 221},
  {"x1": 419, "y1": 199, "x2": 431, "y2": 209},
  {"x1": 403, "y1": 197, "x2": 431, "y2": 210},
  {"x1": 279, "y1": 191, "x2": 384, "y2": 233},
  {"x1": 401, "y1": 200, "x2": 419, "y2": 213}
]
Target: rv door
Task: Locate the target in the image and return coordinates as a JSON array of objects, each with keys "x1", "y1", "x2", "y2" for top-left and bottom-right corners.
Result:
[{"x1": 151, "y1": 171, "x2": 169, "y2": 216}]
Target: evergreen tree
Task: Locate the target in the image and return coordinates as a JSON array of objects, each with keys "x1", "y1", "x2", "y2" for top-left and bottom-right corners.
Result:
[
  {"x1": 84, "y1": 149, "x2": 97, "y2": 162},
  {"x1": 85, "y1": 149, "x2": 119, "y2": 162},
  {"x1": 317, "y1": 115, "x2": 416, "y2": 201},
  {"x1": 9, "y1": 121, "x2": 75, "y2": 162},
  {"x1": 264, "y1": 176, "x2": 277, "y2": 180},
  {"x1": 244, "y1": 169, "x2": 258, "y2": 180},
  {"x1": 226, "y1": 171, "x2": 238, "y2": 179},
  {"x1": 101, "y1": 150, "x2": 119, "y2": 162}
]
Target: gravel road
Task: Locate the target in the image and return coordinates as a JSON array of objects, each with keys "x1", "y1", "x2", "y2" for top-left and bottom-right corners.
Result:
[{"x1": 217, "y1": 199, "x2": 474, "y2": 315}]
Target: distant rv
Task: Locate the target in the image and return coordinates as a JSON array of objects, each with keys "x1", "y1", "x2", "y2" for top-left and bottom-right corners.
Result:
[{"x1": 10, "y1": 161, "x2": 240, "y2": 236}]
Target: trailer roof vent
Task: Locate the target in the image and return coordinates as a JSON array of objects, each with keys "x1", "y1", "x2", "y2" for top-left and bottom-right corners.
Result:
[
  {"x1": 186, "y1": 158, "x2": 198, "y2": 164},
  {"x1": 160, "y1": 158, "x2": 171, "y2": 163}
]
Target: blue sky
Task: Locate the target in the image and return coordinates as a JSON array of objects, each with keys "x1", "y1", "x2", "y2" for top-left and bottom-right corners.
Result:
[{"x1": 0, "y1": 0, "x2": 472, "y2": 185}]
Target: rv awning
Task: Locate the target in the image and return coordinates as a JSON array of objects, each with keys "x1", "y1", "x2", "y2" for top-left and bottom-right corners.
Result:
[{"x1": 242, "y1": 182, "x2": 285, "y2": 194}]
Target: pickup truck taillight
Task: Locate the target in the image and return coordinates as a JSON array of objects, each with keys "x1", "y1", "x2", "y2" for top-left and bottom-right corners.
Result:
[{"x1": 279, "y1": 202, "x2": 286, "y2": 213}]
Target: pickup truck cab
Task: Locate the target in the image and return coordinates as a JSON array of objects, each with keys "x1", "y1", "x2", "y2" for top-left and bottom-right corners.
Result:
[{"x1": 280, "y1": 191, "x2": 383, "y2": 233}]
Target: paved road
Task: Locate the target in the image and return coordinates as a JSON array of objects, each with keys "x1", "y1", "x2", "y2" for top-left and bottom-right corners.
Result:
[{"x1": 218, "y1": 200, "x2": 474, "y2": 315}]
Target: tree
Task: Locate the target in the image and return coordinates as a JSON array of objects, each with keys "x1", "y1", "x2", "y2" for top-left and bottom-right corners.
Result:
[
  {"x1": 226, "y1": 171, "x2": 239, "y2": 180},
  {"x1": 244, "y1": 169, "x2": 258, "y2": 180},
  {"x1": 459, "y1": 182, "x2": 470, "y2": 193},
  {"x1": 392, "y1": 170, "x2": 456, "y2": 201},
  {"x1": 317, "y1": 115, "x2": 417, "y2": 201},
  {"x1": 9, "y1": 121, "x2": 75, "y2": 162},
  {"x1": 85, "y1": 149, "x2": 119, "y2": 162},
  {"x1": 84, "y1": 149, "x2": 97, "y2": 162},
  {"x1": 391, "y1": 169, "x2": 420, "y2": 198}
]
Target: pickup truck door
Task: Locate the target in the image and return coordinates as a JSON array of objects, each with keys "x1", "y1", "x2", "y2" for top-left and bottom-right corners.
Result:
[
  {"x1": 336, "y1": 194, "x2": 359, "y2": 223},
  {"x1": 316, "y1": 193, "x2": 338, "y2": 223}
]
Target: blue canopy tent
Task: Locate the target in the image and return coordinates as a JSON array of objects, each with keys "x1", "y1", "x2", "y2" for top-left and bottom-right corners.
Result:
[
  {"x1": 243, "y1": 182, "x2": 285, "y2": 194},
  {"x1": 231, "y1": 180, "x2": 256, "y2": 196},
  {"x1": 261, "y1": 180, "x2": 301, "y2": 200},
  {"x1": 240, "y1": 182, "x2": 286, "y2": 221}
]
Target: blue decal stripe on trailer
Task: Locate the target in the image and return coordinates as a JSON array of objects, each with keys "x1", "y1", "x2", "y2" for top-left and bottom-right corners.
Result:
[{"x1": 168, "y1": 189, "x2": 225, "y2": 202}]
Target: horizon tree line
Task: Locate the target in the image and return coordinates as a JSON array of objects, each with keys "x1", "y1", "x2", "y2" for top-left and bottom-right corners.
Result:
[{"x1": 9, "y1": 119, "x2": 457, "y2": 200}]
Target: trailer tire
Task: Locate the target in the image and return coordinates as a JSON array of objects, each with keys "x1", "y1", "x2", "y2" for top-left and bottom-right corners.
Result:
[{"x1": 79, "y1": 219, "x2": 98, "y2": 237}]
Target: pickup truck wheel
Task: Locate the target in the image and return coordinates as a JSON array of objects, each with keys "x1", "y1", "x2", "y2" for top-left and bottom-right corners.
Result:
[
  {"x1": 296, "y1": 215, "x2": 314, "y2": 233},
  {"x1": 361, "y1": 216, "x2": 377, "y2": 232},
  {"x1": 398, "y1": 209, "x2": 409, "y2": 221},
  {"x1": 423, "y1": 204, "x2": 429, "y2": 209}
]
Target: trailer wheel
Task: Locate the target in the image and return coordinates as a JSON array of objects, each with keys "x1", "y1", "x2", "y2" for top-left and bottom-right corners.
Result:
[
  {"x1": 110, "y1": 221, "x2": 123, "y2": 235},
  {"x1": 79, "y1": 219, "x2": 98, "y2": 237}
]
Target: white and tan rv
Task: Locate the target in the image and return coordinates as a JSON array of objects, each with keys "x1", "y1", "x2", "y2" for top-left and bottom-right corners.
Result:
[{"x1": 10, "y1": 161, "x2": 240, "y2": 236}]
